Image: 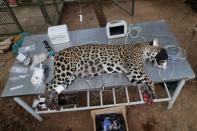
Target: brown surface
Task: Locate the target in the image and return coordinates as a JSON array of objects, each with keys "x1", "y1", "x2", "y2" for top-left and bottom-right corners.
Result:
[
  {"x1": 0, "y1": 0, "x2": 197, "y2": 131},
  {"x1": 93, "y1": 0, "x2": 107, "y2": 26}
]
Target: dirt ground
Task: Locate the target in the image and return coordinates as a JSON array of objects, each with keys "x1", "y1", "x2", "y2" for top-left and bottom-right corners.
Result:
[{"x1": 0, "y1": 0, "x2": 197, "y2": 131}]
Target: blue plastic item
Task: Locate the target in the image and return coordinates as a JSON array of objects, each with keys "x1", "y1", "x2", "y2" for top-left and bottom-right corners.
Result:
[
  {"x1": 48, "y1": 50, "x2": 55, "y2": 57},
  {"x1": 12, "y1": 32, "x2": 29, "y2": 55},
  {"x1": 103, "y1": 117, "x2": 112, "y2": 131}
]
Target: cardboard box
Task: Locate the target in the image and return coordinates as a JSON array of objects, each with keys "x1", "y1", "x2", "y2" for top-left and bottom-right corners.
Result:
[{"x1": 91, "y1": 106, "x2": 129, "y2": 131}]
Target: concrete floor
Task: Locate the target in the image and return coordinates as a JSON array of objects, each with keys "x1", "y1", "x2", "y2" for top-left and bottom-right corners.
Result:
[{"x1": 0, "y1": 0, "x2": 197, "y2": 130}]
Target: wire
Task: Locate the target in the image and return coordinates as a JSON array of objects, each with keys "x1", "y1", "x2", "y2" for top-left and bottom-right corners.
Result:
[
  {"x1": 124, "y1": 24, "x2": 145, "y2": 44},
  {"x1": 164, "y1": 45, "x2": 187, "y2": 60},
  {"x1": 158, "y1": 45, "x2": 187, "y2": 80}
]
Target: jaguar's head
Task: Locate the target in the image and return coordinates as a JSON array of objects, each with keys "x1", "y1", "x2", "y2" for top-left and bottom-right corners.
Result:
[{"x1": 148, "y1": 38, "x2": 168, "y2": 69}]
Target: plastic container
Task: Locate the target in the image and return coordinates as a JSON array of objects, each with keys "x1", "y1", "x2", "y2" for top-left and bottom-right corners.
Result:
[{"x1": 48, "y1": 25, "x2": 70, "y2": 45}]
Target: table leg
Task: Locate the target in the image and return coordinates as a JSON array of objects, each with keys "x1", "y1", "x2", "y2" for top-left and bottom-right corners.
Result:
[
  {"x1": 13, "y1": 97, "x2": 43, "y2": 122},
  {"x1": 167, "y1": 80, "x2": 186, "y2": 109},
  {"x1": 131, "y1": 0, "x2": 135, "y2": 16},
  {"x1": 112, "y1": 0, "x2": 135, "y2": 16}
]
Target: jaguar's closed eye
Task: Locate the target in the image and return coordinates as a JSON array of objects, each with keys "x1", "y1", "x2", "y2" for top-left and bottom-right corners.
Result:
[{"x1": 159, "y1": 60, "x2": 167, "y2": 64}]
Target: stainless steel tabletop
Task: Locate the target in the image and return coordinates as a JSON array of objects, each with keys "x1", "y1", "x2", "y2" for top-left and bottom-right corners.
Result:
[{"x1": 1, "y1": 20, "x2": 195, "y2": 97}]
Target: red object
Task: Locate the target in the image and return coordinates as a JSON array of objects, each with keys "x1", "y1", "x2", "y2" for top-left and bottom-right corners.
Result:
[
  {"x1": 143, "y1": 95, "x2": 153, "y2": 105},
  {"x1": 8, "y1": 0, "x2": 17, "y2": 5}
]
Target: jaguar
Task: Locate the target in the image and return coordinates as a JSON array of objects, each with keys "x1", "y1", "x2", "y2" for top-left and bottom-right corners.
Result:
[{"x1": 45, "y1": 38, "x2": 168, "y2": 109}]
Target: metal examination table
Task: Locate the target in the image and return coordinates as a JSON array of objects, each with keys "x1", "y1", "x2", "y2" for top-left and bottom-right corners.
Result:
[{"x1": 1, "y1": 20, "x2": 195, "y2": 121}]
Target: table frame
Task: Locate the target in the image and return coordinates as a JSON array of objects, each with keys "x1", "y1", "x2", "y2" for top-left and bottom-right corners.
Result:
[{"x1": 13, "y1": 80, "x2": 185, "y2": 122}]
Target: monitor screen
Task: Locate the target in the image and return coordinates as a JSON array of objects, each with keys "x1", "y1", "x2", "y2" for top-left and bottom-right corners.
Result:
[{"x1": 109, "y1": 26, "x2": 124, "y2": 36}]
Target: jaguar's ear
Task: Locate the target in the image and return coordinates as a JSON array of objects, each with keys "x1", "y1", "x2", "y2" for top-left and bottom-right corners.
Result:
[{"x1": 153, "y1": 38, "x2": 159, "y2": 47}]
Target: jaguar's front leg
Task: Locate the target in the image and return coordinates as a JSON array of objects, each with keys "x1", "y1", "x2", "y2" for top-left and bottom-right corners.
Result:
[
  {"x1": 45, "y1": 75, "x2": 76, "y2": 110},
  {"x1": 45, "y1": 79, "x2": 63, "y2": 110},
  {"x1": 127, "y1": 71, "x2": 156, "y2": 104}
]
